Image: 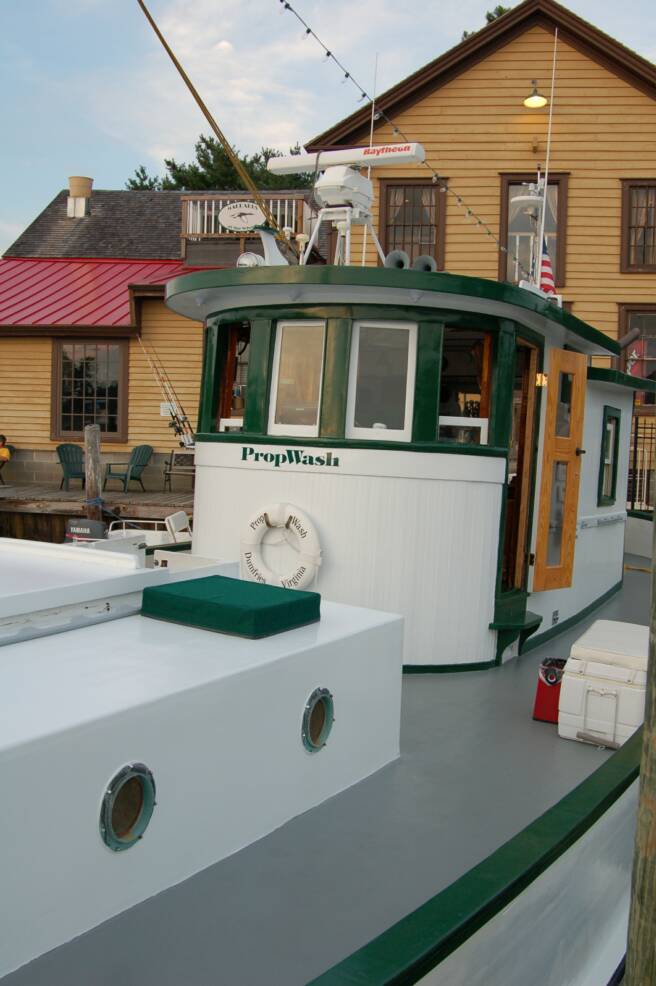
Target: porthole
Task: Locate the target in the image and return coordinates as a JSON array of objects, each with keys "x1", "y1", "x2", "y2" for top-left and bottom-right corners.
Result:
[
  {"x1": 302, "y1": 687, "x2": 334, "y2": 753},
  {"x1": 100, "y1": 763, "x2": 156, "y2": 851}
]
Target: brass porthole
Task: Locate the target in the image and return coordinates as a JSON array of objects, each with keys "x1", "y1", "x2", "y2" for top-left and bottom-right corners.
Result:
[
  {"x1": 302, "y1": 688, "x2": 334, "y2": 753},
  {"x1": 100, "y1": 763, "x2": 156, "y2": 851}
]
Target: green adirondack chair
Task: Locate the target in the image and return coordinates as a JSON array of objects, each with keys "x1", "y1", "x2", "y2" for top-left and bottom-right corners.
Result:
[
  {"x1": 56, "y1": 444, "x2": 85, "y2": 491},
  {"x1": 103, "y1": 444, "x2": 153, "y2": 492}
]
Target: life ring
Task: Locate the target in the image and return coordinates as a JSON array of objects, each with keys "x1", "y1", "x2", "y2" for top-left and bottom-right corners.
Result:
[{"x1": 240, "y1": 504, "x2": 322, "y2": 590}]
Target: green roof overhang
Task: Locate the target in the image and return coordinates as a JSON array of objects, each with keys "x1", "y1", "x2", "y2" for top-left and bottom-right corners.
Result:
[
  {"x1": 588, "y1": 367, "x2": 656, "y2": 393},
  {"x1": 166, "y1": 266, "x2": 620, "y2": 357}
]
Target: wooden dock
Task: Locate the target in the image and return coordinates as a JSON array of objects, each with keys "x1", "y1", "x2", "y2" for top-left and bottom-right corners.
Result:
[{"x1": 0, "y1": 484, "x2": 193, "y2": 542}]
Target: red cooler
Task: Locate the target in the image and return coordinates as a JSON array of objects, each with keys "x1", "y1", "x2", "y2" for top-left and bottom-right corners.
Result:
[{"x1": 532, "y1": 658, "x2": 567, "y2": 723}]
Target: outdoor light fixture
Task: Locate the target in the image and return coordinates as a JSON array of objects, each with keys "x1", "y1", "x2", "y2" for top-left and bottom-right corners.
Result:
[{"x1": 523, "y1": 80, "x2": 548, "y2": 109}]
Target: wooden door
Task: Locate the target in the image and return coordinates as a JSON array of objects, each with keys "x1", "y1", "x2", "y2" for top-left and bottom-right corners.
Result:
[{"x1": 533, "y1": 348, "x2": 587, "y2": 591}]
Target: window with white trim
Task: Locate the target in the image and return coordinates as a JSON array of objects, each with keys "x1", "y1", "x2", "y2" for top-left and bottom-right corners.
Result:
[
  {"x1": 345, "y1": 321, "x2": 417, "y2": 442},
  {"x1": 268, "y1": 321, "x2": 325, "y2": 437}
]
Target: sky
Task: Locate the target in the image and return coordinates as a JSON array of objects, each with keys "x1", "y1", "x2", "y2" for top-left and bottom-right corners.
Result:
[{"x1": 1, "y1": 0, "x2": 655, "y2": 254}]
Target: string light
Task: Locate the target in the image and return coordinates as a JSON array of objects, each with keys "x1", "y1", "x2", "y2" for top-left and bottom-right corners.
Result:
[{"x1": 277, "y1": 0, "x2": 529, "y2": 277}]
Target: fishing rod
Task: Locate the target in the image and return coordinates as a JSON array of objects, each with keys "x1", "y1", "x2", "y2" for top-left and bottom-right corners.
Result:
[
  {"x1": 136, "y1": 0, "x2": 296, "y2": 254},
  {"x1": 137, "y1": 334, "x2": 194, "y2": 447}
]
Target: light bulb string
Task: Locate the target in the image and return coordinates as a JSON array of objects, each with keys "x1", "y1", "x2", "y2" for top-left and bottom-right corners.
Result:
[{"x1": 278, "y1": 0, "x2": 530, "y2": 277}]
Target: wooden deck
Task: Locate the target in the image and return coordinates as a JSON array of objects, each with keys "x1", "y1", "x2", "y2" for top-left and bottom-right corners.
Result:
[{"x1": 0, "y1": 483, "x2": 193, "y2": 542}]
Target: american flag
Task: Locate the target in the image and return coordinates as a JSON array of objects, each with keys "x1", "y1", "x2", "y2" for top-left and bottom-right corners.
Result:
[{"x1": 539, "y1": 238, "x2": 556, "y2": 294}]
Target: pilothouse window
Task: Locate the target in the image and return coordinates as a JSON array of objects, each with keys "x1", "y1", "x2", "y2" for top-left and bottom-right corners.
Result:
[
  {"x1": 268, "y1": 321, "x2": 325, "y2": 437},
  {"x1": 346, "y1": 321, "x2": 417, "y2": 442},
  {"x1": 439, "y1": 329, "x2": 492, "y2": 445}
]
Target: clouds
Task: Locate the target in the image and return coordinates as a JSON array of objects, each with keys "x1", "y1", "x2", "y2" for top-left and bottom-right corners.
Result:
[
  {"x1": 1, "y1": 0, "x2": 655, "y2": 253},
  {"x1": 87, "y1": 0, "x2": 491, "y2": 169}
]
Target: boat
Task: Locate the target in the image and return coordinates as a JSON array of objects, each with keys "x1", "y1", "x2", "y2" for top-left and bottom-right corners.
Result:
[{"x1": 0, "y1": 142, "x2": 652, "y2": 986}]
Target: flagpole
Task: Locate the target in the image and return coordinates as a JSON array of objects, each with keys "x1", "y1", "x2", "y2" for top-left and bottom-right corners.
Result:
[{"x1": 538, "y1": 28, "x2": 558, "y2": 290}]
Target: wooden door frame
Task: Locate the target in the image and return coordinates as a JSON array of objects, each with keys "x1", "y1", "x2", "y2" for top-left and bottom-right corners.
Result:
[{"x1": 533, "y1": 348, "x2": 587, "y2": 592}]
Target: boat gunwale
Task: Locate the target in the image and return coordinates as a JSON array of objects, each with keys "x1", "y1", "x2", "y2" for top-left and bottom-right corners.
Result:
[{"x1": 308, "y1": 728, "x2": 642, "y2": 985}]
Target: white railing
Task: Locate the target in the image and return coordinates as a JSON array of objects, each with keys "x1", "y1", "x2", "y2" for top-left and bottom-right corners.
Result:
[{"x1": 182, "y1": 195, "x2": 306, "y2": 238}]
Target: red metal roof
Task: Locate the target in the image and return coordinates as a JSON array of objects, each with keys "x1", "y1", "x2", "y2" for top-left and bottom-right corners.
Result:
[{"x1": 0, "y1": 257, "x2": 201, "y2": 327}]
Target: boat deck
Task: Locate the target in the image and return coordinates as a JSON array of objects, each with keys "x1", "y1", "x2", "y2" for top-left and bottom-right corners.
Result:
[{"x1": 2, "y1": 561, "x2": 649, "y2": 986}]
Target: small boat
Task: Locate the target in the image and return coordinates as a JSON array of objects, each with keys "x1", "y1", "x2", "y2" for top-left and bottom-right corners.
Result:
[{"x1": 64, "y1": 512, "x2": 194, "y2": 566}]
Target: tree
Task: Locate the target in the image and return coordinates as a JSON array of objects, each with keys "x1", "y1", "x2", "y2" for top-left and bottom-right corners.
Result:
[
  {"x1": 462, "y1": 4, "x2": 511, "y2": 41},
  {"x1": 125, "y1": 136, "x2": 312, "y2": 191}
]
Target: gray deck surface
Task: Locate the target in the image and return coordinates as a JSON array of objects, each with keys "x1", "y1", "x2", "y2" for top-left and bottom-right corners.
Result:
[{"x1": 3, "y1": 562, "x2": 649, "y2": 986}]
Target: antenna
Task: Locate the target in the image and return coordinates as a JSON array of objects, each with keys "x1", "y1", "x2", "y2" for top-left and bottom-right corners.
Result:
[
  {"x1": 267, "y1": 143, "x2": 425, "y2": 174},
  {"x1": 361, "y1": 52, "x2": 379, "y2": 266},
  {"x1": 268, "y1": 143, "x2": 425, "y2": 266}
]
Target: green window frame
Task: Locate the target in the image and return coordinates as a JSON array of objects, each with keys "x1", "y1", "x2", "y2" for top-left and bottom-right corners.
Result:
[
  {"x1": 598, "y1": 406, "x2": 621, "y2": 507},
  {"x1": 198, "y1": 306, "x2": 518, "y2": 457}
]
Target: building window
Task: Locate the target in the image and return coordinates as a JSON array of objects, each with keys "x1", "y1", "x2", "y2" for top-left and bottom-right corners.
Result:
[
  {"x1": 619, "y1": 305, "x2": 656, "y2": 413},
  {"x1": 268, "y1": 321, "x2": 325, "y2": 437},
  {"x1": 598, "y1": 406, "x2": 621, "y2": 507},
  {"x1": 345, "y1": 321, "x2": 417, "y2": 442},
  {"x1": 53, "y1": 340, "x2": 128, "y2": 442},
  {"x1": 438, "y1": 328, "x2": 492, "y2": 445},
  {"x1": 379, "y1": 180, "x2": 446, "y2": 266},
  {"x1": 621, "y1": 181, "x2": 656, "y2": 272},
  {"x1": 499, "y1": 174, "x2": 568, "y2": 287}
]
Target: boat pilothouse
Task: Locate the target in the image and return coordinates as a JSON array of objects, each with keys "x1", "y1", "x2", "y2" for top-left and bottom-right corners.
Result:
[{"x1": 166, "y1": 143, "x2": 637, "y2": 669}]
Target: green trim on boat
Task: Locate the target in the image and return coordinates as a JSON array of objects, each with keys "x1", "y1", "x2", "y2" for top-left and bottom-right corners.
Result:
[
  {"x1": 144, "y1": 540, "x2": 192, "y2": 557},
  {"x1": 308, "y1": 729, "x2": 641, "y2": 985},
  {"x1": 320, "y1": 318, "x2": 351, "y2": 439},
  {"x1": 195, "y1": 431, "x2": 508, "y2": 458},
  {"x1": 627, "y1": 509, "x2": 653, "y2": 521},
  {"x1": 597, "y1": 405, "x2": 621, "y2": 507},
  {"x1": 489, "y1": 610, "x2": 542, "y2": 662},
  {"x1": 522, "y1": 579, "x2": 623, "y2": 653},
  {"x1": 243, "y1": 319, "x2": 274, "y2": 435},
  {"x1": 165, "y1": 267, "x2": 620, "y2": 356},
  {"x1": 404, "y1": 660, "x2": 497, "y2": 674},
  {"x1": 405, "y1": 579, "x2": 623, "y2": 673},
  {"x1": 587, "y1": 367, "x2": 656, "y2": 393},
  {"x1": 412, "y1": 321, "x2": 444, "y2": 443}
]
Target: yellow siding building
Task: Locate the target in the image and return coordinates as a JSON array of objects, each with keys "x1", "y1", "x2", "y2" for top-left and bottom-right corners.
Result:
[{"x1": 308, "y1": 0, "x2": 656, "y2": 365}]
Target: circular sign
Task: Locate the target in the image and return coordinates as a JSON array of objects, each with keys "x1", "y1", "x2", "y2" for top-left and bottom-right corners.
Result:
[{"x1": 218, "y1": 202, "x2": 266, "y2": 231}]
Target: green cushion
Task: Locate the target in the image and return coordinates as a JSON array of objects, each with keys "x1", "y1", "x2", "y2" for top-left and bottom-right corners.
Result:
[{"x1": 141, "y1": 576, "x2": 320, "y2": 638}]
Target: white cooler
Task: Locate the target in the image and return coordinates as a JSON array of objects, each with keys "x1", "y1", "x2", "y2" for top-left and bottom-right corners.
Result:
[{"x1": 558, "y1": 620, "x2": 648, "y2": 748}]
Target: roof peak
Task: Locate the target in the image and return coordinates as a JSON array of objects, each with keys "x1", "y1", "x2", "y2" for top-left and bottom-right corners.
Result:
[{"x1": 306, "y1": 0, "x2": 656, "y2": 149}]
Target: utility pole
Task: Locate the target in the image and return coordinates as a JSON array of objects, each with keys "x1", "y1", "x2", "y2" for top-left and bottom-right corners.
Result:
[
  {"x1": 625, "y1": 519, "x2": 656, "y2": 984},
  {"x1": 84, "y1": 424, "x2": 103, "y2": 523}
]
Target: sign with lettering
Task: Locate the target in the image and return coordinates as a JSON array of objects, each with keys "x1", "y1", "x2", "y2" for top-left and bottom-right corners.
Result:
[
  {"x1": 218, "y1": 202, "x2": 266, "y2": 231},
  {"x1": 241, "y1": 446, "x2": 340, "y2": 469}
]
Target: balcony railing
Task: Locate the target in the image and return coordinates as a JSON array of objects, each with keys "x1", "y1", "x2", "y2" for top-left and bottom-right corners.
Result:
[{"x1": 181, "y1": 194, "x2": 307, "y2": 243}]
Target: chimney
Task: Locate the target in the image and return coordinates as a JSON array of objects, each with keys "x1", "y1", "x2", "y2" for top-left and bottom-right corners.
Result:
[{"x1": 67, "y1": 176, "x2": 93, "y2": 218}]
